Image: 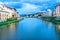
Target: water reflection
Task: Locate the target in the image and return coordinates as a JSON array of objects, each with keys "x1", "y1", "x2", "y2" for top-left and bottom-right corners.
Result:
[
  {"x1": 55, "y1": 24, "x2": 60, "y2": 40},
  {"x1": 18, "y1": 18, "x2": 57, "y2": 40},
  {"x1": 0, "y1": 18, "x2": 60, "y2": 40},
  {"x1": 55, "y1": 24, "x2": 60, "y2": 34},
  {"x1": 43, "y1": 21, "x2": 54, "y2": 29},
  {"x1": 0, "y1": 23, "x2": 18, "y2": 40}
]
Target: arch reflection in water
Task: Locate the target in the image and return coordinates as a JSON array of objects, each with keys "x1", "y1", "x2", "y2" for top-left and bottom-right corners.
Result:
[{"x1": 0, "y1": 23, "x2": 18, "y2": 40}]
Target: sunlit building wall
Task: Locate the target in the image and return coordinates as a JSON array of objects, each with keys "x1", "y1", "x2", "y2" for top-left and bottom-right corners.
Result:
[
  {"x1": 0, "y1": 4, "x2": 20, "y2": 22},
  {"x1": 54, "y1": 3, "x2": 60, "y2": 17},
  {"x1": 45, "y1": 9, "x2": 52, "y2": 16}
]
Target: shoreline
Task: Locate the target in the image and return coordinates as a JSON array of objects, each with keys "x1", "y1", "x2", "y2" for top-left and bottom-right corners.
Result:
[
  {"x1": 0, "y1": 18, "x2": 24, "y2": 26},
  {"x1": 41, "y1": 17, "x2": 60, "y2": 24}
]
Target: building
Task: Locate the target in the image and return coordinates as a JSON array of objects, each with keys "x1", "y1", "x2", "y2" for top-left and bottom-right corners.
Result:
[
  {"x1": 0, "y1": 11, "x2": 9, "y2": 22},
  {"x1": 47, "y1": 9, "x2": 52, "y2": 16},
  {"x1": 0, "y1": 4, "x2": 20, "y2": 22},
  {"x1": 41, "y1": 12, "x2": 46, "y2": 16},
  {"x1": 45, "y1": 9, "x2": 52, "y2": 16},
  {"x1": 52, "y1": 10, "x2": 56, "y2": 17},
  {"x1": 54, "y1": 3, "x2": 60, "y2": 17},
  {"x1": 11, "y1": 8, "x2": 16, "y2": 18},
  {"x1": 0, "y1": 4, "x2": 13, "y2": 18},
  {"x1": 14, "y1": 12, "x2": 20, "y2": 18}
]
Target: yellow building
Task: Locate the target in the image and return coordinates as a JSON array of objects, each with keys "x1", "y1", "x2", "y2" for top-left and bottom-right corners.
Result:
[
  {"x1": 11, "y1": 8, "x2": 16, "y2": 18},
  {"x1": 0, "y1": 4, "x2": 19, "y2": 22},
  {"x1": 0, "y1": 4, "x2": 20, "y2": 22},
  {"x1": 0, "y1": 11, "x2": 9, "y2": 22}
]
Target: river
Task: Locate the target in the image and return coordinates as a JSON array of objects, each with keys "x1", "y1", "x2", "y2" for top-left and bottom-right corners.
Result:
[{"x1": 0, "y1": 18, "x2": 60, "y2": 40}]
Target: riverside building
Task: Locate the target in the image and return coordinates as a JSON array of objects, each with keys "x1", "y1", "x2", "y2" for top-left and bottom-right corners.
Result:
[{"x1": 0, "y1": 4, "x2": 20, "y2": 22}]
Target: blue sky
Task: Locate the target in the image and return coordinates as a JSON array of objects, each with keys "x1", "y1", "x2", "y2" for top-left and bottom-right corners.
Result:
[{"x1": 0, "y1": 0, "x2": 60, "y2": 15}]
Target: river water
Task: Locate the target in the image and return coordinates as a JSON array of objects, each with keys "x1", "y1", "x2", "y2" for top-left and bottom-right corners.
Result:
[{"x1": 0, "y1": 18, "x2": 60, "y2": 40}]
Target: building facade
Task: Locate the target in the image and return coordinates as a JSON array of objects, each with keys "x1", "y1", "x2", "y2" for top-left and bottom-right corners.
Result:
[
  {"x1": 45, "y1": 9, "x2": 52, "y2": 16},
  {"x1": 0, "y1": 4, "x2": 20, "y2": 22},
  {"x1": 0, "y1": 11, "x2": 9, "y2": 22},
  {"x1": 54, "y1": 3, "x2": 60, "y2": 17}
]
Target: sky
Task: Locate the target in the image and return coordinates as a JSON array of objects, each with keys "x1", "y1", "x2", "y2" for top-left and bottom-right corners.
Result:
[{"x1": 0, "y1": 0, "x2": 60, "y2": 15}]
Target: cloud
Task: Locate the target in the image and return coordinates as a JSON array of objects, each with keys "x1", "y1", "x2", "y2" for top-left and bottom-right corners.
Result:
[
  {"x1": 16, "y1": 3, "x2": 49, "y2": 14},
  {"x1": 0, "y1": 0, "x2": 57, "y2": 15},
  {"x1": 20, "y1": 0, "x2": 52, "y2": 6},
  {"x1": 20, "y1": 0, "x2": 51, "y2": 3},
  {"x1": 0, "y1": 1, "x2": 20, "y2": 4},
  {"x1": 57, "y1": 0, "x2": 59, "y2": 2},
  {"x1": 0, "y1": 1, "x2": 22, "y2": 9},
  {"x1": 1, "y1": 0, "x2": 20, "y2": 2}
]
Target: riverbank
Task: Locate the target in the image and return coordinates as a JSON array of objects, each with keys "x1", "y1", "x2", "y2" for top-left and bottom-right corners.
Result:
[
  {"x1": 41, "y1": 17, "x2": 60, "y2": 24},
  {"x1": 0, "y1": 18, "x2": 24, "y2": 26},
  {"x1": 41, "y1": 17, "x2": 54, "y2": 21},
  {"x1": 52, "y1": 18, "x2": 60, "y2": 24}
]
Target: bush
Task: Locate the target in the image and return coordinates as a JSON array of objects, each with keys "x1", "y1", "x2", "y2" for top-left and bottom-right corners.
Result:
[{"x1": 7, "y1": 18, "x2": 17, "y2": 21}]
